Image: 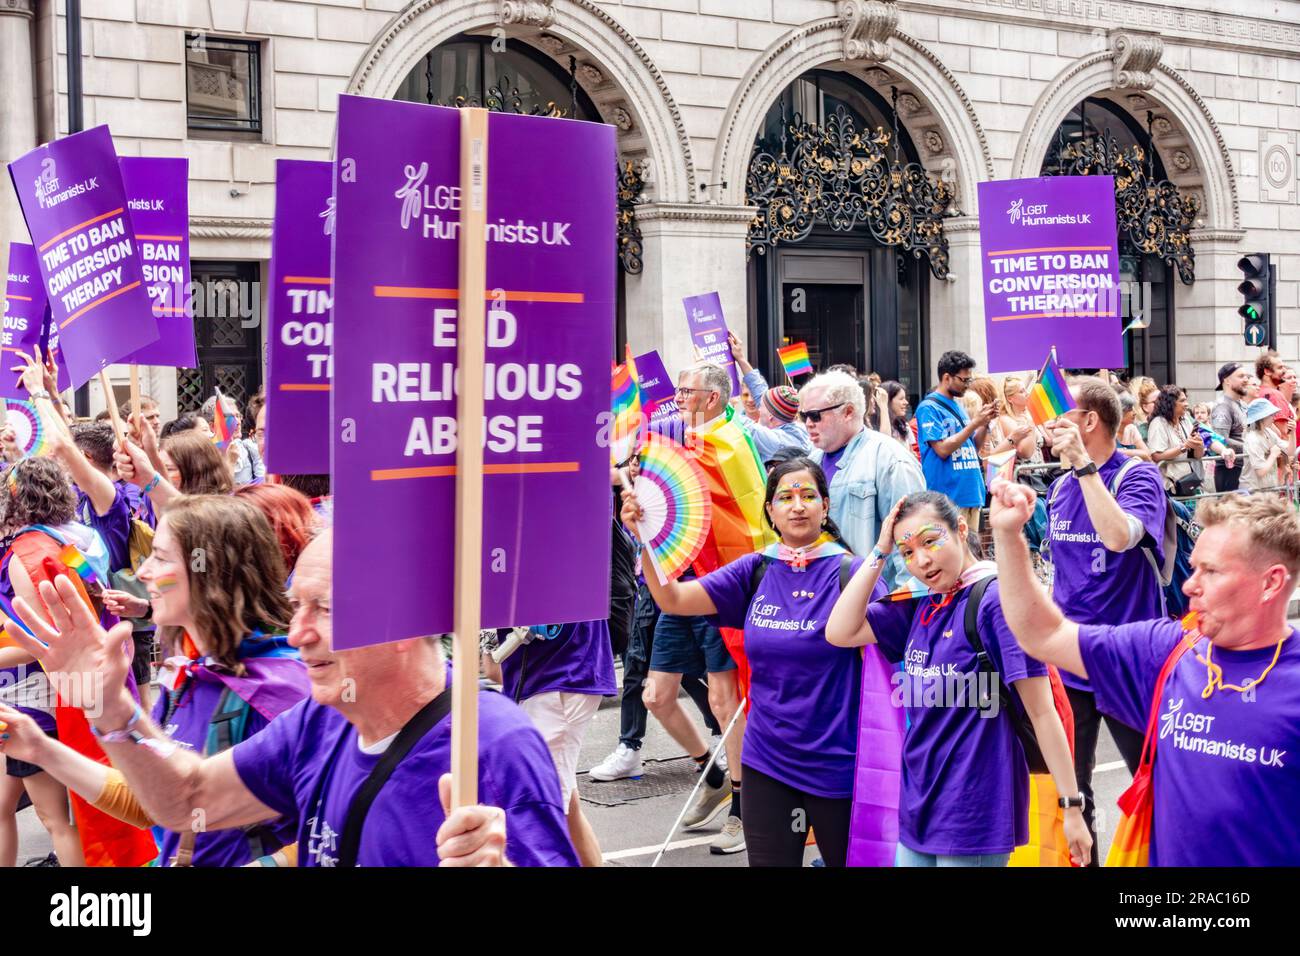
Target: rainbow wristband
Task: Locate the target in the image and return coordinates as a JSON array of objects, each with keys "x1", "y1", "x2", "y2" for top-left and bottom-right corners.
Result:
[{"x1": 142, "y1": 472, "x2": 162, "y2": 496}]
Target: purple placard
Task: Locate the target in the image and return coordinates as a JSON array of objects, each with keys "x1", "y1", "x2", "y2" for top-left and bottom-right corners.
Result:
[
  {"x1": 7, "y1": 126, "x2": 159, "y2": 387},
  {"x1": 978, "y1": 176, "x2": 1123, "y2": 373},
  {"x1": 118, "y1": 156, "x2": 197, "y2": 368},
  {"x1": 265, "y1": 159, "x2": 333, "y2": 474},
  {"x1": 633, "y1": 349, "x2": 680, "y2": 425},
  {"x1": 331, "y1": 95, "x2": 614, "y2": 649},
  {"x1": 2, "y1": 242, "x2": 49, "y2": 400},
  {"x1": 683, "y1": 290, "x2": 740, "y2": 392}
]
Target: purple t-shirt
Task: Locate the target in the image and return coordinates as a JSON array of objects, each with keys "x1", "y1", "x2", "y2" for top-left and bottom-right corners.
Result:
[
  {"x1": 820, "y1": 444, "x2": 847, "y2": 487},
  {"x1": 152, "y1": 676, "x2": 302, "y2": 866},
  {"x1": 1047, "y1": 452, "x2": 1168, "y2": 692},
  {"x1": 232, "y1": 667, "x2": 579, "y2": 867},
  {"x1": 867, "y1": 578, "x2": 1048, "y2": 855},
  {"x1": 1079, "y1": 619, "x2": 1300, "y2": 866},
  {"x1": 498, "y1": 619, "x2": 617, "y2": 702},
  {"x1": 699, "y1": 552, "x2": 884, "y2": 798},
  {"x1": 75, "y1": 483, "x2": 133, "y2": 573}
]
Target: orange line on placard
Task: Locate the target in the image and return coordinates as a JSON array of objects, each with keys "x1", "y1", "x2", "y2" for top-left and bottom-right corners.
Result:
[
  {"x1": 38, "y1": 207, "x2": 125, "y2": 253},
  {"x1": 991, "y1": 311, "x2": 1115, "y2": 322},
  {"x1": 135, "y1": 234, "x2": 182, "y2": 242},
  {"x1": 985, "y1": 246, "x2": 1113, "y2": 257},
  {"x1": 5, "y1": 294, "x2": 33, "y2": 302},
  {"x1": 372, "y1": 286, "x2": 584, "y2": 303},
  {"x1": 59, "y1": 280, "x2": 142, "y2": 329},
  {"x1": 155, "y1": 307, "x2": 186, "y2": 314},
  {"x1": 370, "y1": 460, "x2": 581, "y2": 482},
  {"x1": 283, "y1": 276, "x2": 333, "y2": 285},
  {"x1": 279, "y1": 383, "x2": 332, "y2": 392}
]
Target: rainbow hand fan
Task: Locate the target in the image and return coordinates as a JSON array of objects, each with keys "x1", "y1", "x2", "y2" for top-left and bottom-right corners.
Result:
[
  {"x1": 633, "y1": 432, "x2": 712, "y2": 586},
  {"x1": 2, "y1": 399, "x2": 48, "y2": 458}
]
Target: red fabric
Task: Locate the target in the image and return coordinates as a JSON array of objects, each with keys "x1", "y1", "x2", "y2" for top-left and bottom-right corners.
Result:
[{"x1": 10, "y1": 533, "x2": 158, "y2": 867}]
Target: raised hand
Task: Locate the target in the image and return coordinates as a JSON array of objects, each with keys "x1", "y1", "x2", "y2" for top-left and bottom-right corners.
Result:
[
  {"x1": 989, "y1": 478, "x2": 1037, "y2": 534},
  {"x1": 114, "y1": 439, "x2": 154, "y2": 487},
  {"x1": 876, "y1": 498, "x2": 905, "y2": 555},
  {"x1": 619, "y1": 490, "x2": 644, "y2": 538}
]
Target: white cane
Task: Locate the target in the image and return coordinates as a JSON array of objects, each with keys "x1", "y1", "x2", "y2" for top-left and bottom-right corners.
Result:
[{"x1": 650, "y1": 696, "x2": 746, "y2": 868}]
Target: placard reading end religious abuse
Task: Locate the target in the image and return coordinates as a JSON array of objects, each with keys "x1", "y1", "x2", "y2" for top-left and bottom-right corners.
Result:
[
  {"x1": 332, "y1": 95, "x2": 615, "y2": 650},
  {"x1": 7, "y1": 125, "x2": 159, "y2": 387},
  {"x1": 978, "y1": 176, "x2": 1122, "y2": 373}
]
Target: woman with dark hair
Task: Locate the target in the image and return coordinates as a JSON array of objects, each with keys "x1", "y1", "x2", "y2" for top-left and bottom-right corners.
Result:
[
  {"x1": 234, "y1": 483, "x2": 319, "y2": 574},
  {"x1": 621, "y1": 457, "x2": 886, "y2": 867},
  {"x1": 882, "y1": 380, "x2": 919, "y2": 459},
  {"x1": 0, "y1": 495, "x2": 309, "y2": 867},
  {"x1": 827, "y1": 490, "x2": 1088, "y2": 867},
  {"x1": 1145, "y1": 385, "x2": 1206, "y2": 496},
  {"x1": 0, "y1": 457, "x2": 87, "y2": 866}
]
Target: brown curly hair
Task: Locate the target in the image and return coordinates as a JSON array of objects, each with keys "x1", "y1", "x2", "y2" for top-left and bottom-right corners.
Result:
[
  {"x1": 158, "y1": 495, "x2": 292, "y2": 674},
  {"x1": 2, "y1": 457, "x2": 76, "y2": 534},
  {"x1": 161, "y1": 430, "x2": 234, "y2": 496}
]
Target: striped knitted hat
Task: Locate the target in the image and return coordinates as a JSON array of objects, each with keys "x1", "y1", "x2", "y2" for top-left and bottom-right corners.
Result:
[{"x1": 763, "y1": 385, "x2": 800, "y2": 424}]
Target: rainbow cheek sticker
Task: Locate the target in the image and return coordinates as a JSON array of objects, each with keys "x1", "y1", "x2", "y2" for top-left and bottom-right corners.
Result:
[{"x1": 154, "y1": 576, "x2": 181, "y2": 594}]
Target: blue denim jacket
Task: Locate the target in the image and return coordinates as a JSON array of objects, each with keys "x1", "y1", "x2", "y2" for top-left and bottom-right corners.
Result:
[
  {"x1": 740, "y1": 369, "x2": 812, "y2": 461},
  {"x1": 810, "y1": 426, "x2": 924, "y2": 587}
]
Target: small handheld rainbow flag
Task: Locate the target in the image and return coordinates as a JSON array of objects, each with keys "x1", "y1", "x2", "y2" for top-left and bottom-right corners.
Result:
[
  {"x1": 985, "y1": 447, "x2": 1016, "y2": 488},
  {"x1": 211, "y1": 388, "x2": 237, "y2": 451},
  {"x1": 610, "y1": 346, "x2": 644, "y2": 466},
  {"x1": 59, "y1": 543, "x2": 98, "y2": 586},
  {"x1": 777, "y1": 342, "x2": 814, "y2": 380},
  {"x1": 1026, "y1": 352, "x2": 1076, "y2": 426}
]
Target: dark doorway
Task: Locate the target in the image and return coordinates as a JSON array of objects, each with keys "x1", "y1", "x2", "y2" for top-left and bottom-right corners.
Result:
[
  {"x1": 781, "y1": 283, "x2": 863, "y2": 373},
  {"x1": 177, "y1": 260, "x2": 263, "y2": 415}
]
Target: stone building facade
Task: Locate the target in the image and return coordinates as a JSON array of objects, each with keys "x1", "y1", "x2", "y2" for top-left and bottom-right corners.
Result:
[{"x1": 1, "y1": 0, "x2": 1297, "y2": 418}]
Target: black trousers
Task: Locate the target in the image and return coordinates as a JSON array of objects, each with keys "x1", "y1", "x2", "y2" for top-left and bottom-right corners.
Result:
[
  {"x1": 619, "y1": 581, "x2": 719, "y2": 750},
  {"x1": 1065, "y1": 684, "x2": 1146, "y2": 867},
  {"x1": 741, "y1": 764, "x2": 852, "y2": 867},
  {"x1": 1214, "y1": 459, "x2": 1242, "y2": 492}
]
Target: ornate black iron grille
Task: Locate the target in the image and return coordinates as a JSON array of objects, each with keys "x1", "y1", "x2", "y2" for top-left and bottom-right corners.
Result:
[
  {"x1": 744, "y1": 103, "x2": 953, "y2": 279},
  {"x1": 617, "y1": 160, "x2": 645, "y2": 276},
  {"x1": 1046, "y1": 109, "x2": 1197, "y2": 284}
]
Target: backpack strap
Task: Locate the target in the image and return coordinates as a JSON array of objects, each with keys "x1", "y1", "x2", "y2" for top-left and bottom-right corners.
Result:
[
  {"x1": 961, "y1": 575, "x2": 1006, "y2": 713},
  {"x1": 749, "y1": 555, "x2": 773, "y2": 596},
  {"x1": 337, "y1": 686, "x2": 452, "y2": 868},
  {"x1": 206, "y1": 687, "x2": 253, "y2": 757},
  {"x1": 838, "y1": 552, "x2": 854, "y2": 593},
  {"x1": 1107, "y1": 458, "x2": 1177, "y2": 590}
]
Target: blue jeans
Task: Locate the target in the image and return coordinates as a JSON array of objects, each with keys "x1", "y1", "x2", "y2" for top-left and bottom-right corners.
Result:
[{"x1": 895, "y1": 843, "x2": 1010, "y2": 868}]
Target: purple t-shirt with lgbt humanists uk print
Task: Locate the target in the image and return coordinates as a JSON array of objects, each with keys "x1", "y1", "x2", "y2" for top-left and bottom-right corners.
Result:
[
  {"x1": 1047, "y1": 451, "x2": 1167, "y2": 692},
  {"x1": 867, "y1": 578, "x2": 1048, "y2": 855},
  {"x1": 232, "y1": 666, "x2": 579, "y2": 867},
  {"x1": 152, "y1": 678, "x2": 300, "y2": 867},
  {"x1": 498, "y1": 619, "x2": 617, "y2": 703},
  {"x1": 699, "y1": 552, "x2": 884, "y2": 798},
  {"x1": 1079, "y1": 620, "x2": 1300, "y2": 866}
]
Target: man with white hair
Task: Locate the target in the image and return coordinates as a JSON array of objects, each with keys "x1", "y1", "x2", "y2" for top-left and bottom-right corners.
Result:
[{"x1": 798, "y1": 369, "x2": 923, "y2": 587}]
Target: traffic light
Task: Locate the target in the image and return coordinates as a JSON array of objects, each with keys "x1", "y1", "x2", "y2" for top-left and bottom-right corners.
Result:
[{"x1": 1238, "y1": 253, "x2": 1272, "y2": 348}]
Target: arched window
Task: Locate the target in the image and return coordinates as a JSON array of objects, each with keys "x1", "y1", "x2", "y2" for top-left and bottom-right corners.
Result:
[{"x1": 1040, "y1": 97, "x2": 1196, "y2": 386}]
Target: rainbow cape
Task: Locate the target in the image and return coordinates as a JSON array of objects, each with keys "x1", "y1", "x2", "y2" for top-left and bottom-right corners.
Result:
[
  {"x1": 777, "y1": 342, "x2": 814, "y2": 379},
  {"x1": 610, "y1": 346, "x2": 643, "y2": 466},
  {"x1": 1026, "y1": 352, "x2": 1076, "y2": 426}
]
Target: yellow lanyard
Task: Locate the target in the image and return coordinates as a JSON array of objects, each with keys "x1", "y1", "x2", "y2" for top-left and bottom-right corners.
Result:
[{"x1": 1195, "y1": 635, "x2": 1289, "y2": 698}]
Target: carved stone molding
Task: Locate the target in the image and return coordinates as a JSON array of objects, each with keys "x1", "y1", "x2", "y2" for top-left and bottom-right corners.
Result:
[
  {"x1": 498, "y1": 0, "x2": 555, "y2": 28},
  {"x1": 0, "y1": 0, "x2": 35, "y2": 17},
  {"x1": 190, "y1": 217, "x2": 272, "y2": 240},
  {"x1": 1110, "y1": 31, "x2": 1163, "y2": 91},
  {"x1": 579, "y1": 63, "x2": 605, "y2": 86},
  {"x1": 839, "y1": 0, "x2": 898, "y2": 63},
  {"x1": 634, "y1": 202, "x2": 758, "y2": 227}
]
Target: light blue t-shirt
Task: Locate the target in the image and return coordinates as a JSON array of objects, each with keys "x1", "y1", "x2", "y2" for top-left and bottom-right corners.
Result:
[{"x1": 916, "y1": 392, "x2": 985, "y2": 507}]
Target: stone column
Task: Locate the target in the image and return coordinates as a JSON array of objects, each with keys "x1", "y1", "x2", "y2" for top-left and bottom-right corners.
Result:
[
  {"x1": 0, "y1": 0, "x2": 38, "y2": 275},
  {"x1": 928, "y1": 215, "x2": 988, "y2": 372},
  {"x1": 625, "y1": 202, "x2": 755, "y2": 381}
]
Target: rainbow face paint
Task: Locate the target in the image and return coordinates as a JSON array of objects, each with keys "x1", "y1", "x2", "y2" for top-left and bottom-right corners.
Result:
[
  {"x1": 154, "y1": 576, "x2": 181, "y2": 594},
  {"x1": 773, "y1": 482, "x2": 822, "y2": 509},
  {"x1": 897, "y1": 523, "x2": 949, "y2": 562}
]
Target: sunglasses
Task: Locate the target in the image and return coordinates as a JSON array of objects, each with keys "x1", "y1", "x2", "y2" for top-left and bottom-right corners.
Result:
[{"x1": 798, "y1": 402, "x2": 846, "y2": 424}]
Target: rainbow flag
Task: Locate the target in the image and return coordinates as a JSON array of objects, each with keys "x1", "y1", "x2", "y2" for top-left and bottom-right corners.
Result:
[
  {"x1": 610, "y1": 346, "x2": 643, "y2": 466},
  {"x1": 777, "y1": 342, "x2": 814, "y2": 379},
  {"x1": 59, "y1": 543, "x2": 98, "y2": 586},
  {"x1": 985, "y1": 447, "x2": 1016, "y2": 488},
  {"x1": 211, "y1": 388, "x2": 237, "y2": 451},
  {"x1": 1026, "y1": 353, "x2": 1076, "y2": 426},
  {"x1": 1010, "y1": 774, "x2": 1073, "y2": 867}
]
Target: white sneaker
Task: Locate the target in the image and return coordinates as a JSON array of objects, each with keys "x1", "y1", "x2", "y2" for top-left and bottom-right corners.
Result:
[
  {"x1": 588, "y1": 743, "x2": 642, "y2": 782},
  {"x1": 710, "y1": 816, "x2": 746, "y2": 854}
]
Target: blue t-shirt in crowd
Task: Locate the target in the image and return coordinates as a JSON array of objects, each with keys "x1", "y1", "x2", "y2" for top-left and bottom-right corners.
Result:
[{"x1": 916, "y1": 392, "x2": 985, "y2": 507}]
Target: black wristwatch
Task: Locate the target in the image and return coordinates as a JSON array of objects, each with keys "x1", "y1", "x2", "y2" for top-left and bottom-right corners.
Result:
[
  {"x1": 1072, "y1": 460, "x2": 1099, "y2": 478},
  {"x1": 1059, "y1": 793, "x2": 1087, "y2": 810}
]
